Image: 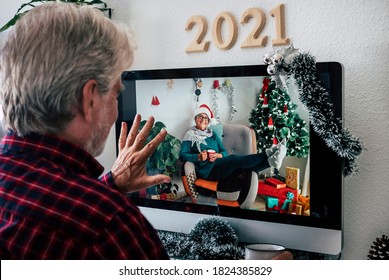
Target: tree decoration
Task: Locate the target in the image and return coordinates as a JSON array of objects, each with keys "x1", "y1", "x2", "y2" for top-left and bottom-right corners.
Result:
[
  {"x1": 367, "y1": 235, "x2": 389, "y2": 260},
  {"x1": 166, "y1": 79, "x2": 174, "y2": 89},
  {"x1": 193, "y1": 78, "x2": 202, "y2": 103},
  {"x1": 262, "y1": 45, "x2": 364, "y2": 176},
  {"x1": 151, "y1": 96, "x2": 160, "y2": 106}
]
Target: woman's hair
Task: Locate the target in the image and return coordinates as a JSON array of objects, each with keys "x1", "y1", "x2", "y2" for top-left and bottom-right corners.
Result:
[{"x1": 0, "y1": 2, "x2": 135, "y2": 136}]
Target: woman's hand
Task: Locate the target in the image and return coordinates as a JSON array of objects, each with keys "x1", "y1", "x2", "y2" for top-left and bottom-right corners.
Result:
[
  {"x1": 111, "y1": 114, "x2": 171, "y2": 193},
  {"x1": 208, "y1": 152, "x2": 223, "y2": 162},
  {"x1": 198, "y1": 150, "x2": 208, "y2": 161}
]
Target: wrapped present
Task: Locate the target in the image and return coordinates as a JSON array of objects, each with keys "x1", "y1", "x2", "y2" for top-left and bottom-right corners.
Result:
[
  {"x1": 265, "y1": 196, "x2": 291, "y2": 213},
  {"x1": 298, "y1": 195, "x2": 310, "y2": 211},
  {"x1": 288, "y1": 203, "x2": 302, "y2": 215},
  {"x1": 265, "y1": 178, "x2": 286, "y2": 189},
  {"x1": 286, "y1": 166, "x2": 300, "y2": 189},
  {"x1": 258, "y1": 181, "x2": 298, "y2": 202}
]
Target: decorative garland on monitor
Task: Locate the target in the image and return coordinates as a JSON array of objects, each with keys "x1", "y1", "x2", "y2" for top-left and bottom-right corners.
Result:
[{"x1": 263, "y1": 45, "x2": 364, "y2": 177}]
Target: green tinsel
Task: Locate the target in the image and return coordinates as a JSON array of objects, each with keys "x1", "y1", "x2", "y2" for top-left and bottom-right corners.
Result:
[{"x1": 290, "y1": 52, "x2": 364, "y2": 176}]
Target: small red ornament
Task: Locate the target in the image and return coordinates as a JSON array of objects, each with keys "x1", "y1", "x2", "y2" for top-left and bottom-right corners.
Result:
[
  {"x1": 268, "y1": 117, "x2": 274, "y2": 129},
  {"x1": 262, "y1": 77, "x2": 271, "y2": 92},
  {"x1": 213, "y1": 80, "x2": 220, "y2": 89},
  {"x1": 151, "y1": 96, "x2": 160, "y2": 106},
  {"x1": 272, "y1": 137, "x2": 278, "y2": 146},
  {"x1": 284, "y1": 104, "x2": 288, "y2": 115}
]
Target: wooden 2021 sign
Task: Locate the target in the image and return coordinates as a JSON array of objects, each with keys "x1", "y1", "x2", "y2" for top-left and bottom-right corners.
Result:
[{"x1": 185, "y1": 4, "x2": 289, "y2": 53}]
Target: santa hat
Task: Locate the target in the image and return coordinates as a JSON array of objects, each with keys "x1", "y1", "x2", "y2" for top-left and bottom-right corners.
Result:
[{"x1": 194, "y1": 104, "x2": 218, "y2": 125}]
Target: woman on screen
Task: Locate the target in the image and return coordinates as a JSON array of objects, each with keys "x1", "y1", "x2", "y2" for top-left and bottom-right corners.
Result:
[{"x1": 179, "y1": 104, "x2": 287, "y2": 181}]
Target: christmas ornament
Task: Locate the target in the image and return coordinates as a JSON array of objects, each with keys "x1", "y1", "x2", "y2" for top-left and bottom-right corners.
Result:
[
  {"x1": 193, "y1": 78, "x2": 202, "y2": 103},
  {"x1": 267, "y1": 64, "x2": 277, "y2": 75},
  {"x1": 263, "y1": 53, "x2": 272, "y2": 65},
  {"x1": 283, "y1": 104, "x2": 288, "y2": 115},
  {"x1": 271, "y1": 53, "x2": 284, "y2": 66},
  {"x1": 268, "y1": 117, "x2": 274, "y2": 130},
  {"x1": 367, "y1": 235, "x2": 389, "y2": 260},
  {"x1": 262, "y1": 77, "x2": 271, "y2": 91},
  {"x1": 167, "y1": 79, "x2": 174, "y2": 89},
  {"x1": 151, "y1": 96, "x2": 160, "y2": 106}
]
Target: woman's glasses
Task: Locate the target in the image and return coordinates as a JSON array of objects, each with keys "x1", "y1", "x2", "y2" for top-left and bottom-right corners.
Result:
[{"x1": 196, "y1": 114, "x2": 209, "y2": 121}]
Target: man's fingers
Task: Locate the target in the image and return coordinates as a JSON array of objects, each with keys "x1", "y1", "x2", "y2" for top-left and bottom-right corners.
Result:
[
  {"x1": 142, "y1": 128, "x2": 167, "y2": 158},
  {"x1": 149, "y1": 174, "x2": 171, "y2": 186},
  {"x1": 118, "y1": 122, "x2": 127, "y2": 152},
  {"x1": 126, "y1": 114, "x2": 142, "y2": 148},
  {"x1": 132, "y1": 116, "x2": 155, "y2": 151}
]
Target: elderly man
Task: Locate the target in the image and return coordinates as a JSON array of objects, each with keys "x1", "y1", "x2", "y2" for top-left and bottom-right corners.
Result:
[{"x1": 0, "y1": 2, "x2": 170, "y2": 259}]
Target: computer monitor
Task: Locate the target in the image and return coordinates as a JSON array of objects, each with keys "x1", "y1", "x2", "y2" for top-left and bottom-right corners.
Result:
[{"x1": 116, "y1": 62, "x2": 344, "y2": 256}]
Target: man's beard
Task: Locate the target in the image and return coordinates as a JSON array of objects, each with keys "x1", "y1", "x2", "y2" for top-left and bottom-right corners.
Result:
[{"x1": 86, "y1": 105, "x2": 112, "y2": 157}]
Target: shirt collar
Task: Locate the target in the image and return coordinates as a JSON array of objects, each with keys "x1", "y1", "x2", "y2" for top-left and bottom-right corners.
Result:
[{"x1": 0, "y1": 130, "x2": 105, "y2": 178}]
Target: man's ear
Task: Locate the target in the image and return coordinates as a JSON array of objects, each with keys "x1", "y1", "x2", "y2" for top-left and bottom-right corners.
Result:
[{"x1": 81, "y1": 80, "x2": 99, "y2": 123}]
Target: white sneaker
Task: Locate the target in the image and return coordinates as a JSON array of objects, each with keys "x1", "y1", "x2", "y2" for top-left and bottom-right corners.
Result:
[{"x1": 267, "y1": 139, "x2": 287, "y2": 170}]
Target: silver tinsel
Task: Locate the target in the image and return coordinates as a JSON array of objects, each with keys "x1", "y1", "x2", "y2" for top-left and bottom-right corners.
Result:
[
  {"x1": 211, "y1": 86, "x2": 221, "y2": 123},
  {"x1": 211, "y1": 79, "x2": 237, "y2": 122},
  {"x1": 221, "y1": 79, "x2": 237, "y2": 121}
]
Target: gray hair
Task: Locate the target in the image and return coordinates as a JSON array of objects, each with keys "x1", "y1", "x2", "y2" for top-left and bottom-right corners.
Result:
[{"x1": 0, "y1": 2, "x2": 135, "y2": 136}]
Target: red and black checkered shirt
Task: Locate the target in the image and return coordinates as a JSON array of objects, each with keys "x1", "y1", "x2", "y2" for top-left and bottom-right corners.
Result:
[{"x1": 0, "y1": 131, "x2": 169, "y2": 259}]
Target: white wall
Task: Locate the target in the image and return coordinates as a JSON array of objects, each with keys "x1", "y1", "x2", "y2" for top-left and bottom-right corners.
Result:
[{"x1": 1, "y1": 0, "x2": 388, "y2": 260}]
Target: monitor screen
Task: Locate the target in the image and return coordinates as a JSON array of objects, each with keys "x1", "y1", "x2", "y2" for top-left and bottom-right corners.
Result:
[{"x1": 116, "y1": 62, "x2": 344, "y2": 256}]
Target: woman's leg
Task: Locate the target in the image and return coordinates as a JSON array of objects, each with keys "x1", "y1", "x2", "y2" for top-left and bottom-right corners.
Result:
[{"x1": 206, "y1": 152, "x2": 270, "y2": 180}]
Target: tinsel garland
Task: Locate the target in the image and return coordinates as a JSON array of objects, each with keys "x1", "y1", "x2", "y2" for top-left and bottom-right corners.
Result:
[
  {"x1": 264, "y1": 46, "x2": 364, "y2": 176},
  {"x1": 158, "y1": 217, "x2": 244, "y2": 260},
  {"x1": 291, "y1": 53, "x2": 363, "y2": 176}
]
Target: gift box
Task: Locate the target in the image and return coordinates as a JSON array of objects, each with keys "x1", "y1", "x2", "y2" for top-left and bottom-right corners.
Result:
[
  {"x1": 288, "y1": 203, "x2": 302, "y2": 215},
  {"x1": 286, "y1": 166, "x2": 300, "y2": 189},
  {"x1": 265, "y1": 178, "x2": 286, "y2": 189},
  {"x1": 258, "y1": 181, "x2": 298, "y2": 202},
  {"x1": 265, "y1": 196, "x2": 291, "y2": 213},
  {"x1": 298, "y1": 195, "x2": 310, "y2": 211}
]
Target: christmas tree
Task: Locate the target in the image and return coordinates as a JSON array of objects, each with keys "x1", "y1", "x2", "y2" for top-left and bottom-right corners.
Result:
[{"x1": 249, "y1": 77, "x2": 309, "y2": 158}]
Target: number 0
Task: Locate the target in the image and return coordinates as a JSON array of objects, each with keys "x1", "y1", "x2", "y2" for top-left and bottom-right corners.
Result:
[{"x1": 211, "y1": 12, "x2": 238, "y2": 50}]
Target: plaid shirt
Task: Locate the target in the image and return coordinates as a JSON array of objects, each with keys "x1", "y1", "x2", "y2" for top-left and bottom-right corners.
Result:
[{"x1": 0, "y1": 131, "x2": 169, "y2": 259}]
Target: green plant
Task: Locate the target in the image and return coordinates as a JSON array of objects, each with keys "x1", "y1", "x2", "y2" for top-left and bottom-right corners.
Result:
[
  {"x1": 139, "y1": 120, "x2": 182, "y2": 179},
  {"x1": 0, "y1": 0, "x2": 112, "y2": 33}
]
